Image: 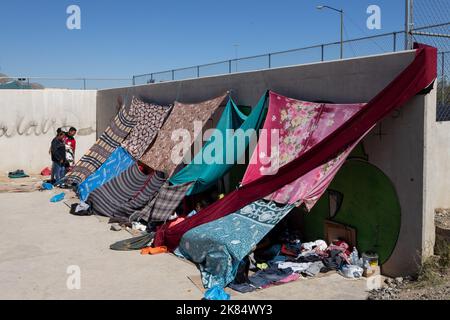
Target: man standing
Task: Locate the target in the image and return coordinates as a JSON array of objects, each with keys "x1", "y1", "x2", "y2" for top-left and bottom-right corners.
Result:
[
  {"x1": 64, "y1": 127, "x2": 77, "y2": 170},
  {"x1": 51, "y1": 131, "x2": 67, "y2": 185}
]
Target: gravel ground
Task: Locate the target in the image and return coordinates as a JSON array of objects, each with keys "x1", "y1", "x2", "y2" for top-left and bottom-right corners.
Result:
[
  {"x1": 436, "y1": 208, "x2": 450, "y2": 230},
  {"x1": 368, "y1": 276, "x2": 450, "y2": 300},
  {"x1": 369, "y1": 208, "x2": 450, "y2": 300}
]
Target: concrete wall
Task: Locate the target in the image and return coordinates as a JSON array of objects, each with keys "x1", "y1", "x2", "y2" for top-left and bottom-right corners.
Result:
[
  {"x1": 97, "y1": 50, "x2": 441, "y2": 276},
  {"x1": 363, "y1": 95, "x2": 427, "y2": 275},
  {"x1": 0, "y1": 89, "x2": 96, "y2": 174},
  {"x1": 424, "y1": 88, "x2": 450, "y2": 254},
  {"x1": 96, "y1": 51, "x2": 416, "y2": 134}
]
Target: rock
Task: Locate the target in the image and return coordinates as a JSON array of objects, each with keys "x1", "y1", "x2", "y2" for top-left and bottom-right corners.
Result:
[
  {"x1": 385, "y1": 278, "x2": 394, "y2": 286},
  {"x1": 395, "y1": 277, "x2": 404, "y2": 285},
  {"x1": 110, "y1": 223, "x2": 122, "y2": 231}
]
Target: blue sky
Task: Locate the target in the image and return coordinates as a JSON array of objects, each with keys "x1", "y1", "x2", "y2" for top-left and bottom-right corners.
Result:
[{"x1": 0, "y1": 0, "x2": 406, "y2": 81}]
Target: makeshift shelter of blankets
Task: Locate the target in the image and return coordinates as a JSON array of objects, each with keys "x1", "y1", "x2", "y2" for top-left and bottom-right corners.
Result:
[{"x1": 64, "y1": 44, "x2": 437, "y2": 295}]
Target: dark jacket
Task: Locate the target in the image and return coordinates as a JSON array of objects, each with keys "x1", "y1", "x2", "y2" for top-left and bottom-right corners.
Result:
[{"x1": 51, "y1": 138, "x2": 66, "y2": 163}]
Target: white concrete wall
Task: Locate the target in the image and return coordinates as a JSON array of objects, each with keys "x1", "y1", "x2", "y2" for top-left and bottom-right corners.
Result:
[
  {"x1": 0, "y1": 89, "x2": 97, "y2": 174},
  {"x1": 424, "y1": 88, "x2": 450, "y2": 255},
  {"x1": 363, "y1": 95, "x2": 427, "y2": 276}
]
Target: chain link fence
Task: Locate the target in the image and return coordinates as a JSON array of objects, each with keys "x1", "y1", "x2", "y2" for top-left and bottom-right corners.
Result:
[{"x1": 412, "y1": 0, "x2": 450, "y2": 121}]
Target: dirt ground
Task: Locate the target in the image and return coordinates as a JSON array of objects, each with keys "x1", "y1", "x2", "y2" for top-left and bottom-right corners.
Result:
[{"x1": 368, "y1": 208, "x2": 450, "y2": 300}]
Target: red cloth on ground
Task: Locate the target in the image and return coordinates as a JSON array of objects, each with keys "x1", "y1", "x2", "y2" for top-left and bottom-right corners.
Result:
[{"x1": 155, "y1": 43, "x2": 437, "y2": 251}]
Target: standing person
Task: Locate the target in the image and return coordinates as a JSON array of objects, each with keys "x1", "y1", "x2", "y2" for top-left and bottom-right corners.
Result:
[
  {"x1": 64, "y1": 127, "x2": 77, "y2": 170},
  {"x1": 51, "y1": 131, "x2": 67, "y2": 185}
]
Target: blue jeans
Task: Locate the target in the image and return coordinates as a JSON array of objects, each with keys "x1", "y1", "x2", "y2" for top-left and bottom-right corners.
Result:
[{"x1": 52, "y1": 162, "x2": 66, "y2": 184}]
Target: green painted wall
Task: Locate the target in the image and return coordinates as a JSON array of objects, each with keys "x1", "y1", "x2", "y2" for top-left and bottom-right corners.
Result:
[{"x1": 304, "y1": 157, "x2": 401, "y2": 264}]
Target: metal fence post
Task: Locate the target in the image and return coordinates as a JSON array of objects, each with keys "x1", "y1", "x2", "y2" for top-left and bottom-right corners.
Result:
[
  {"x1": 229, "y1": 60, "x2": 232, "y2": 73},
  {"x1": 171, "y1": 70, "x2": 175, "y2": 81},
  {"x1": 393, "y1": 32, "x2": 397, "y2": 51},
  {"x1": 268, "y1": 54, "x2": 272, "y2": 69},
  {"x1": 197, "y1": 66, "x2": 200, "y2": 78},
  {"x1": 83, "y1": 78, "x2": 86, "y2": 90},
  {"x1": 132, "y1": 76, "x2": 136, "y2": 86},
  {"x1": 321, "y1": 45, "x2": 325, "y2": 61}
]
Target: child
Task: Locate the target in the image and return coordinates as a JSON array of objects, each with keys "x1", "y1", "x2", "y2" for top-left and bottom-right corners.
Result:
[{"x1": 64, "y1": 127, "x2": 77, "y2": 169}]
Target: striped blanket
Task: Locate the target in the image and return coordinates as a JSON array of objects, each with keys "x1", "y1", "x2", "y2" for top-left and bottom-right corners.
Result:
[
  {"x1": 87, "y1": 164, "x2": 166, "y2": 222},
  {"x1": 66, "y1": 103, "x2": 136, "y2": 185},
  {"x1": 77, "y1": 147, "x2": 134, "y2": 201}
]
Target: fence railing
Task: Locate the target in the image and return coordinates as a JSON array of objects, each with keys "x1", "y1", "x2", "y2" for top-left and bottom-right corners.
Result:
[
  {"x1": 132, "y1": 31, "x2": 406, "y2": 86},
  {"x1": 0, "y1": 77, "x2": 133, "y2": 90}
]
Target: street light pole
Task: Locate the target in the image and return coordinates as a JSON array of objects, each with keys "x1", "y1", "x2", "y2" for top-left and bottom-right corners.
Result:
[
  {"x1": 317, "y1": 5, "x2": 344, "y2": 59},
  {"x1": 340, "y1": 9, "x2": 343, "y2": 59}
]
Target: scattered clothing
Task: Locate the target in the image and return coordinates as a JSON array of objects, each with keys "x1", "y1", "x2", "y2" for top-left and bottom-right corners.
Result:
[
  {"x1": 69, "y1": 202, "x2": 92, "y2": 216},
  {"x1": 303, "y1": 261, "x2": 325, "y2": 277},
  {"x1": 228, "y1": 282, "x2": 256, "y2": 293},
  {"x1": 261, "y1": 273, "x2": 301, "y2": 289},
  {"x1": 132, "y1": 221, "x2": 147, "y2": 232},
  {"x1": 256, "y1": 263, "x2": 269, "y2": 270},
  {"x1": 302, "y1": 240, "x2": 328, "y2": 252},
  {"x1": 40, "y1": 167, "x2": 52, "y2": 176},
  {"x1": 281, "y1": 243, "x2": 300, "y2": 257},
  {"x1": 322, "y1": 250, "x2": 347, "y2": 271},
  {"x1": 277, "y1": 262, "x2": 312, "y2": 273},
  {"x1": 248, "y1": 267, "x2": 293, "y2": 289}
]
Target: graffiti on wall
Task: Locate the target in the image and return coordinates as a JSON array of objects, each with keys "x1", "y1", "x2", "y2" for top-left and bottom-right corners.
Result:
[{"x1": 0, "y1": 111, "x2": 95, "y2": 138}]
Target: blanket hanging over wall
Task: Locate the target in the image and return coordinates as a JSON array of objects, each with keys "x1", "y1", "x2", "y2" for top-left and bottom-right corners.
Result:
[
  {"x1": 121, "y1": 97, "x2": 172, "y2": 159},
  {"x1": 87, "y1": 164, "x2": 165, "y2": 221},
  {"x1": 169, "y1": 93, "x2": 267, "y2": 195},
  {"x1": 242, "y1": 92, "x2": 367, "y2": 208},
  {"x1": 66, "y1": 103, "x2": 137, "y2": 185},
  {"x1": 155, "y1": 43, "x2": 437, "y2": 251},
  {"x1": 179, "y1": 200, "x2": 295, "y2": 288},
  {"x1": 77, "y1": 147, "x2": 134, "y2": 201},
  {"x1": 176, "y1": 96, "x2": 366, "y2": 289},
  {"x1": 140, "y1": 94, "x2": 227, "y2": 177}
]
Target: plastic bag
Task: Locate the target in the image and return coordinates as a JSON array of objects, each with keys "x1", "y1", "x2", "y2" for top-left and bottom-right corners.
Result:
[
  {"x1": 42, "y1": 183, "x2": 54, "y2": 190},
  {"x1": 50, "y1": 192, "x2": 65, "y2": 202},
  {"x1": 340, "y1": 265, "x2": 364, "y2": 279},
  {"x1": 203, "y1": 286, "x2": 230, "y2": 300}
]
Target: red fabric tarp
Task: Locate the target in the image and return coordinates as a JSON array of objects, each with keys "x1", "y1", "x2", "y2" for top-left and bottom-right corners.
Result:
[{"x1": 155, "y1": 43, "x2": 437, "y2": 251}]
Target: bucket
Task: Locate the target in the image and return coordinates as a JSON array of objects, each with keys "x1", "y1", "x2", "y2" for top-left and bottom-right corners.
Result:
[{"x1": 362, "y1": 252, "x2": 379, "y2": 267}]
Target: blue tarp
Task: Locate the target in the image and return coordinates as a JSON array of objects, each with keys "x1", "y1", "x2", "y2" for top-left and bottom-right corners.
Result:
[{"x1": 77, "y1": 147, "x2": 134, "y2": 201}]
